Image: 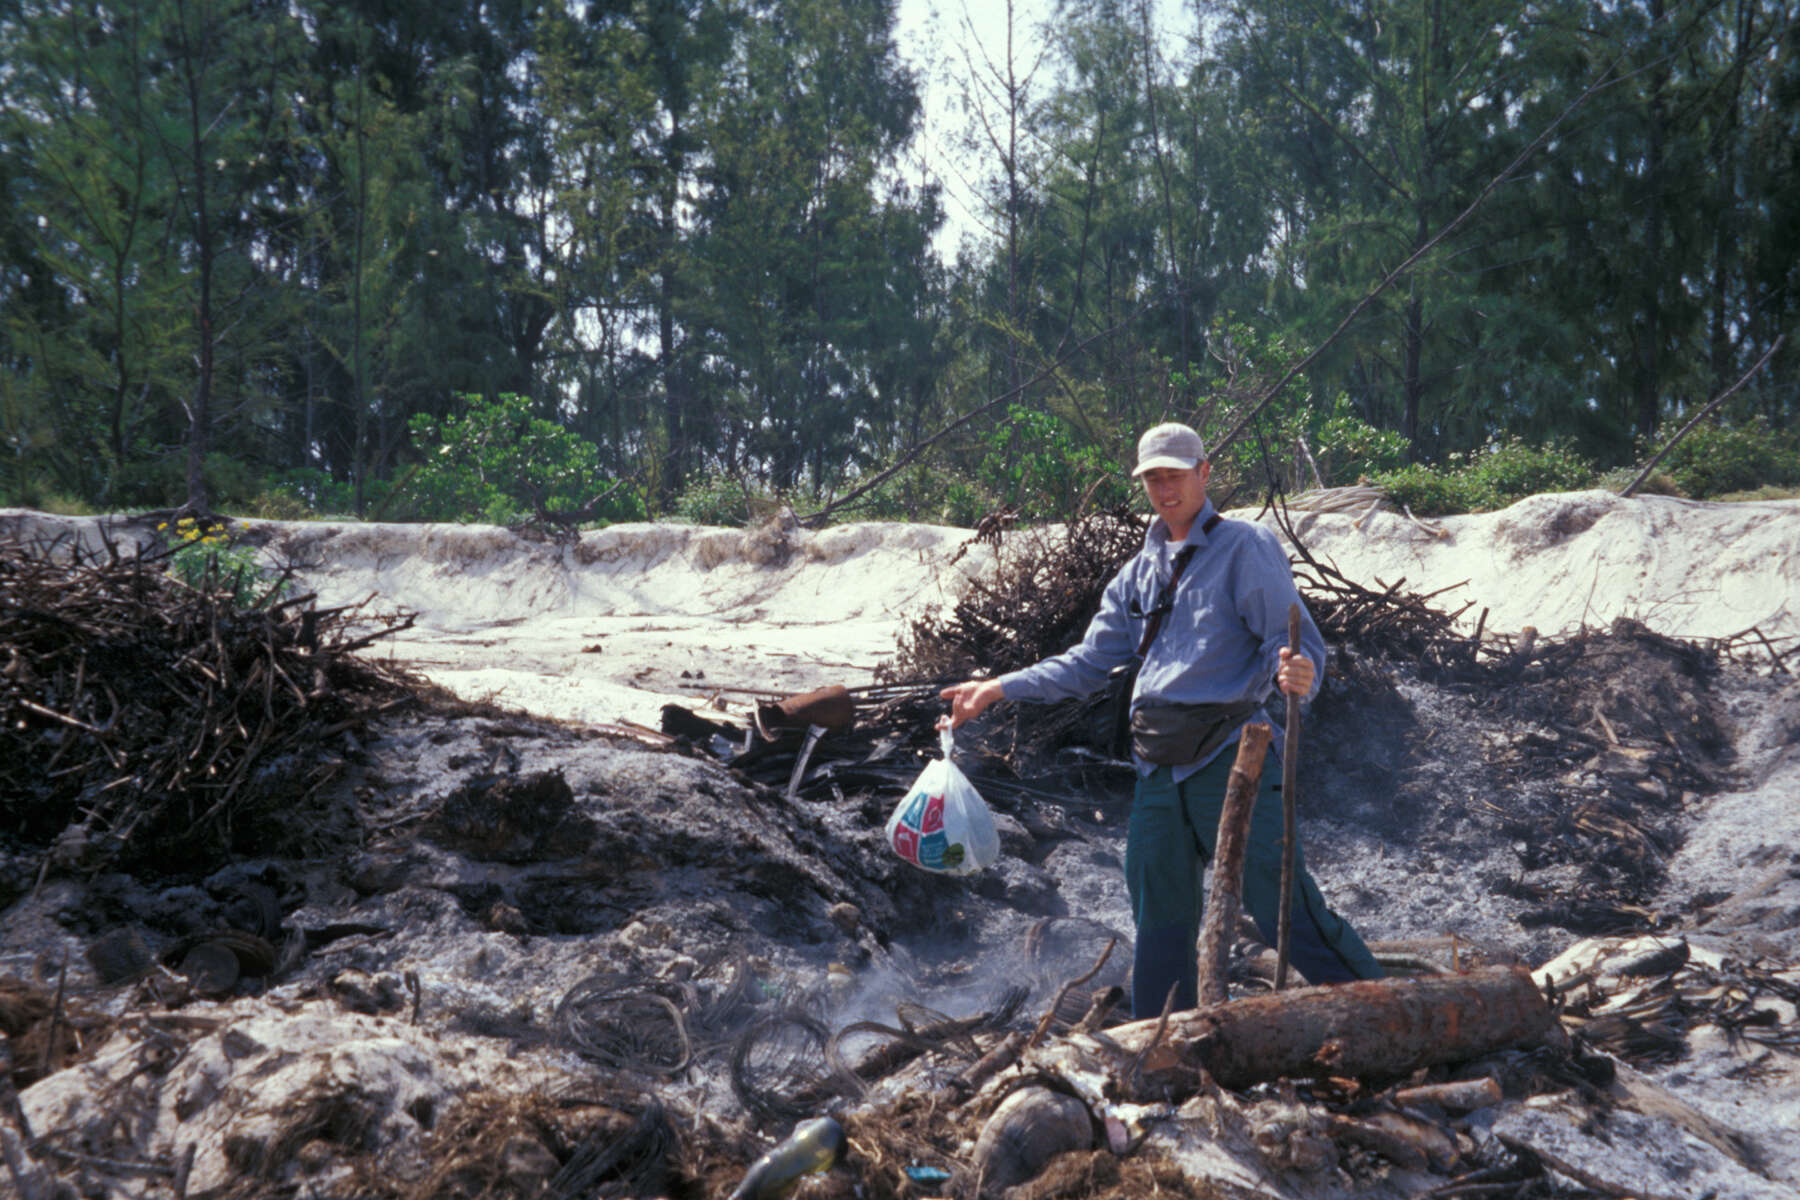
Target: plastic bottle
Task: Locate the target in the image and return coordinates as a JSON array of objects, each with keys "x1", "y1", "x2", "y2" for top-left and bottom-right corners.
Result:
[{"x1": 728, "y1": 1116, "x2": 846, "y2": 1200}]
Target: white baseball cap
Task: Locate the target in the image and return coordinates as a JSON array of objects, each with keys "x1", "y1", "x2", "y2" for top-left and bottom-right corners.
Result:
[{"x1": 1131, "y1": 422, "x2": 1207, "y2": 477}]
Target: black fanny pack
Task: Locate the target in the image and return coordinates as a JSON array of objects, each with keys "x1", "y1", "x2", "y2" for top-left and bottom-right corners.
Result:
[{"x1": 1130, "y1": 699, "x2": 1262, "y2": 766}]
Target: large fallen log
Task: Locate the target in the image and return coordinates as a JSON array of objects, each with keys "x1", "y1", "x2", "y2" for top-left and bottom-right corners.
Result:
[{"x1": 1115, "y1": 965, "x2": 1555, "y2": 1090}]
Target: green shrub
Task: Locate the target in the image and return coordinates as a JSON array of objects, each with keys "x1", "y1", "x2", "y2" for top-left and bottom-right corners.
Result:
[
  {"x1": 243, "y1": 489, "x2": 318, "y2": 521},
  {"x1": 672, "y1": 471, "x2": 777, "y2": 527},
  {"x1": 1371, "y1": 462, "x2": 1483, "y2": 516},
  {"x1": 1316, "y1": 402, "x2": 1409, "y2": 483},
  {"x1": 846, "y1": 462, "x2": 1000, "y2": 527},
  {"x1": 394, "y1": 393, "x2": 640, "y2": 525},
  {"x1": 1373, "y1": 438, "x2": 1595, "y2": 516},
  {"x1": 1651, "y1": 420, "x2": 1800, "y2": 499},
  {"x1": 1712, "y1": 484, "x2": 1800, "y2": 502},
  {"x1": 1466, "y1": 437, "x2": 1595, "y2": 507},
  {"x1": 979, "y1": 404, "x2": 1131, "y2": 518},
  {"x1": 1596, "y1": 465, "x2": 1683, "y2": 497},
  {"x1": 267, "y1": 468, "x2": 357, "y2": 516},
  {"x1": 30, "y1": 490, "x2": 97, "y2": 516}
]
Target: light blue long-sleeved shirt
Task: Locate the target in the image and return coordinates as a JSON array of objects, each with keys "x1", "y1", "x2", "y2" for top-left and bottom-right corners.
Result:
[{"x1": 996, "y1": 500, "x2": 1328, "y2": 780}]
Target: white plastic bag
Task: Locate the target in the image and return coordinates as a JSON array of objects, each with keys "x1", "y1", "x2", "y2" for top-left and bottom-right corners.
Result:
[{"x1": 885, "y1": 728, "x2": 1000, "y2": 875}]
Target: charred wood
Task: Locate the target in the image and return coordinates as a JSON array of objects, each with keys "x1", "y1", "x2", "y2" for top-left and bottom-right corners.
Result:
[
  {"x1": 1197, "y1": 725, "x2": 1272, "y2": 1007},
  {"x1": 1113, "y1": 965, "x2": 1557, "y2": 1091}
]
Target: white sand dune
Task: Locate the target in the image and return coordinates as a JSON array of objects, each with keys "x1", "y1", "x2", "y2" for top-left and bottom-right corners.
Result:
[
  {"x1": 7, "y1": 491, "x2": 1795, "y2": 727},
  {"x1": 1285, "y1": 490, "x2": 1798, "y2": 646}
]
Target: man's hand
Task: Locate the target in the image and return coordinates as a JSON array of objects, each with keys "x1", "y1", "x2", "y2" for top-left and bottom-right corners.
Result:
[
  {"x1": 938, "y1": 679, "x2": 1005, "y2": 728},
  {"x1": 1277, "y1": 648, "x2": 1314, "y2": 697}
]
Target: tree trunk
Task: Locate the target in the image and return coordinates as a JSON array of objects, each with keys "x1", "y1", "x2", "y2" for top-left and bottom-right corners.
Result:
[
  {"x1": 111, "y1": 262, "x2": 129, "y2": 482},
  {"x1": 1634, "y1": 0, "x2": 1669, "y2": 439},
  {"x1": 182, "y1": 1, "x2": 213, "y2": 516},
  {"x1": 352, "y1": 21, "x2": 368, "y2": 517},
  {"x1": 1004, "y1": 0, "x2": 1021, "y2": 400},
  {"x1": 658, "y1": 117, "x2": 686, "y2": 508},
  {"x1": 1403, "y1": 282, "x2": 1423, "y2": 460},
  {"x1": 1709, "y1": 0, "x2": 1749, "y2": 396},
  {"x1": 1137, "y1": 0, "x2": 1188, "y2": 371},
  {"x1": 1114, "y1": 965, "x2": 1555, "y2": 1090}
]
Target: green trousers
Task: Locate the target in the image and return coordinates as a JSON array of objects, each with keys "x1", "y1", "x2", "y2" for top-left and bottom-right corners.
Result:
[{"x1": 1125, "y1": 746, "x2": 1384, "y2": 1017}]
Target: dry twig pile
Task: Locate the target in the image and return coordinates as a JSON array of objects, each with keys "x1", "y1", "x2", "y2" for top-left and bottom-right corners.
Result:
[
  {"x1": 0, "y1": 526, "x2": 417, "y2": 873},
  {"x1": 886, "y1": 509, "x2": 1147, "y2": 683}
]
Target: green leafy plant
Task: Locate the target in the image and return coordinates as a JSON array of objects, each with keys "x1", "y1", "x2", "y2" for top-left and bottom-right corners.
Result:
[
  {"x1": 1712, "y1": 484, "x2": 1800, "y2": 502},
  {"x1": 1465, "y1": 437, "x2": 1595, "y2": 506},
  {"x1": 160, "y1": 516, "x2": 282, "y2": 608},
  {"x1": 1368, "y1": 462, "x2": 1483, "y2": 516},
  {"x1": 1646, "y1": 420, "x2": 1800, "y2": 499},
  {"x1": 1373, "y1": 438, "x2": 1596, "y2": 515},
  {"x1": 843, "y1": 462, "x2": 1000, "y2": 527},
  {"x1": 1316, "y1": 400, "x2": 1409, "y2": 482},
  {"x1": 671, "y1": 471, "x2": 779, "y2": 527},
  {"x1": 979, "y1": 405, "x2": 1131, "y2": 518},
  {"x1": 394, "y1": 393, "x2": 641, "y2": 525},
  {"x1": 1596, "y1": 465, "x2": 1681, "y2": 496},
  {"x1": 243, "y1": 488, "x2": 316, "y2": 521}
]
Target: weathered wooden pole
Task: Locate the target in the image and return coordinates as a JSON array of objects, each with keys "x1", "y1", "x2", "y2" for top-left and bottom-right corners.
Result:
[
  {"x1": 1196, "y1": 723, "x2": 1272, "y2": 1008},
  {"x1": 1276, "y1": 604, "x2": 1302, "y2": 990},
  {"x1": 1115, "y1": 965, "x2": 1556, "y2": 1091}
]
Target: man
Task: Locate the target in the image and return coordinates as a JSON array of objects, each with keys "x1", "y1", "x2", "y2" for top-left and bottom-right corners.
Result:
[{"x1": 941, "y1": 422, "x2": 1383, "y2": 1017}]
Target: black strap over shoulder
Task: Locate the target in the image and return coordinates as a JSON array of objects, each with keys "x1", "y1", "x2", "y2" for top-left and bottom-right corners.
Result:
[{"x1": 1132, "y1": 512, "x2": 1222, "y2": 657}]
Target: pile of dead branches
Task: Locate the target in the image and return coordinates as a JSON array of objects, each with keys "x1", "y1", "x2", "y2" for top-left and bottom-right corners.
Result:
[
  {"x1": 1263, "y1": 500, "x2": 1498, "y2": 679},
  {"x1": 0, "y1": 527, "x2": 417, "y2": 873},
  {"x1": 875, "y1": 502, "x2": 1513, "y2": 768},
  {"x1": 887, "y1": 500, "x2": 1515, "y2": 699},
  {"x1": 885, "y1": 508, "x2": 1147, "y2": 683}
]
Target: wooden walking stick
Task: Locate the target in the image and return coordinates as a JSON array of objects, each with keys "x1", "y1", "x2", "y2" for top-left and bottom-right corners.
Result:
[{"x1": 1275, "y1": 605, "x2": 1302, "y2": 990}]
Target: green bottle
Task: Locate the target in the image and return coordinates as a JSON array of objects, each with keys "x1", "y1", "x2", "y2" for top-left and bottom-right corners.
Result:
[{"x1": 729, "y1": 1117, "x2": 845, "y2": 1200}]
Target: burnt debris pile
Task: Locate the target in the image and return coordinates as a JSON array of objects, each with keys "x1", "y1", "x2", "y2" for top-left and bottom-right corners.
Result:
[
  {"x1": 662, "y1": 508, "x2": 1752, "y2": 981},
  {"x1": 0, "y1": 526, "x2": 416, "y2": 878},
  {"x1": 1479, "y1": 619, "x2": 1732, "y2": 936},
  {"x1": 6, "y1": 920, "x2": 1797, "y2": 1199},
  {"x1": 5, "y1": 508, "x2": 1797, "y2": 1200},
  {"x1": 681, "y1": 507, "x2": 1745, "y2": 850}
]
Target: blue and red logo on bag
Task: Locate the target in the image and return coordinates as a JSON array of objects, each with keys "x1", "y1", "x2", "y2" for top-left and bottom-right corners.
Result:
[
  {"x1": 919, "y1": 794, "x2": 945, "y2": 833},
  {"x1": 892, "y1": 788, "x2": 962, "y2": 869},
  {"x1": 884, "y1": 737, "x2": 994, "y2": 875}
]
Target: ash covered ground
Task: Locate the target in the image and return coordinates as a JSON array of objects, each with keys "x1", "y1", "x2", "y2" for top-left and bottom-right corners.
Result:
[{"x1": 2, "y1": 497, "x2": 1799, "y2": 1200}]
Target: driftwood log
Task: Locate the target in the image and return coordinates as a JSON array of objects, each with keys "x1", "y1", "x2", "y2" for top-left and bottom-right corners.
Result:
[
  {"x1": 1196, "y1": 724, "x2": 1272, "y2": 1007},
  {"x1": 1115, "y1": 965, "x2": 1555, "y2": 1090}
]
